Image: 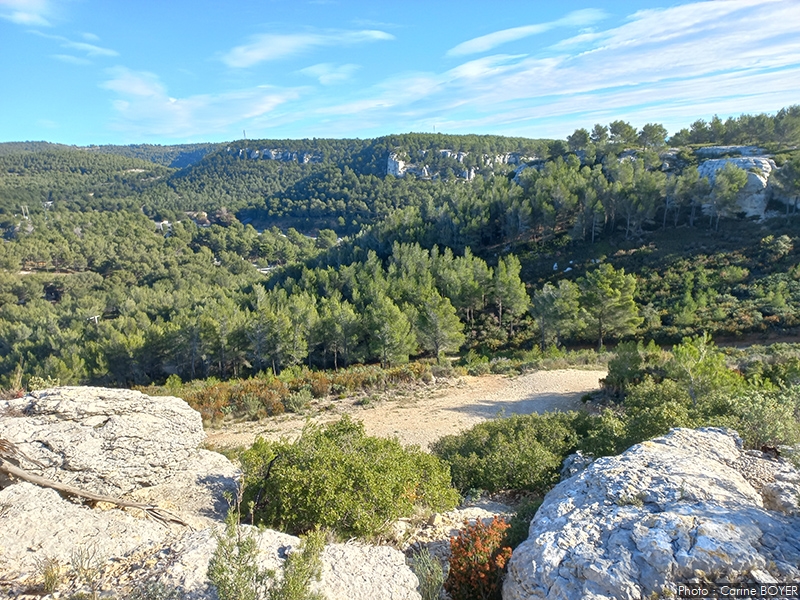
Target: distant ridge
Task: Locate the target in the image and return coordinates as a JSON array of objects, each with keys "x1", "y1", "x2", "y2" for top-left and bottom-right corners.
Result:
[{"x1": 0, "y1": 141, "x2": 222, "y2": 168}]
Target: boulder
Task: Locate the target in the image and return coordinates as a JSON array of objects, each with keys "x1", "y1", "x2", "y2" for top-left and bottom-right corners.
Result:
[
  {"x1": 0, "y1": 387, "x2": 422, "y2": 599},
  {"x1": 161, "y1": 527, "x2": 420, "y2": 600},
  {"x1": 697, "y1": 156, "x2": 777, "y2": 217},
  {"x1": 0, "y1": 386, "x2": 208, "y2": 497},
  {"x1": 503, "y1": 428, "x2": 800, "y2": 600}
]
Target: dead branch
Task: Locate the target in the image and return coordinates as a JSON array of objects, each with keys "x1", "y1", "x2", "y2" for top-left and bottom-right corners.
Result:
[{"x1": 0, "y1": 458, "x2": 189, "y2": 528}]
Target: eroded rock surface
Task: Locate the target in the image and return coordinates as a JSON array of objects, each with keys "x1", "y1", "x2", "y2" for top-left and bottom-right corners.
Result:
[
  {"x1": 698, "y1": 156, "x2": 777, "y2": 217},
  {"x1": 0, "y1": 386, "x2": 207, "y2": 497},
  {"x1": 503, "y1": 428, "x2": 800, "y2": 600},
  {"x1": 0, "y1": 387, "x2": 421, "y2": 599}
]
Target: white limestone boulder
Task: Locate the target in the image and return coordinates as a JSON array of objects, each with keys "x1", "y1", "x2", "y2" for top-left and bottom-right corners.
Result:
[
  {"x1": 503, "y1": 428, "x2": 800, "y2": 600},
  {"x1": 698, "y1": 157, "x2": 777, "y2": 217}
]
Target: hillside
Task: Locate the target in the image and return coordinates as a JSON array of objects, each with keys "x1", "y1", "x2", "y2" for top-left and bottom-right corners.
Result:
[{"x1": 0, "y1": 107, "x2": 799, "y2": 390}]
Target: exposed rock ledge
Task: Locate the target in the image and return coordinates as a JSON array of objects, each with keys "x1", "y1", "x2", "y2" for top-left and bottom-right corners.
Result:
[
  {"x1": 504, "y1": 428, "x2": 800, "y2": 600},
  {"x1": 0, "y1": 387, "x2": 420, "y2": 599}
]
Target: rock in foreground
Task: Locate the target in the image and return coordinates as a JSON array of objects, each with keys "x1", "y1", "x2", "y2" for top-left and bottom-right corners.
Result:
[
  {"x1": 0, "y1": 387, "x2": 420, "y2": 599},
  {"x1": 504, "y1": 428, "x2": 800, "y2": 600}
]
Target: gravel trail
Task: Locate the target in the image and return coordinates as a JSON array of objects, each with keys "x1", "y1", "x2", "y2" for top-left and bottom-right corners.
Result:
[{"x1": 204, "y1": 368, "x2": 607, "y2": 451}]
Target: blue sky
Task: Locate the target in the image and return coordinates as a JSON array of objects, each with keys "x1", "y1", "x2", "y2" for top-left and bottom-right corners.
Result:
[{"x1": 2, "y1": 0, "x2": 800, "y2": 145}]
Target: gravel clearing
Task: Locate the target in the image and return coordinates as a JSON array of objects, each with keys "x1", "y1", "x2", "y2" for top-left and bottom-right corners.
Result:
[{"x1": 205, "y1": 369, "x2": 606, "y2": 451}]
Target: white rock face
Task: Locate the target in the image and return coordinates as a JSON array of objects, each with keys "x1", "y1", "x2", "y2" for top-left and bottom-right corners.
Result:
[
  {"x1": 388, "y1": 152, "x2": 407, "y2": 177},
  {"x1": 162, "y1": 527, "x2": 421, "y2": 600},
  {"x1": 503, "y1": 428, "x2": 800, "y2": 600},
  {"x1": 698, "y1": 157, "x2": 777, "y2": 217},
  {"x1": 0, "y1": 387, "x2": 423, "y2": 599},
  {"x1": 0, "y1": 386, "x2": 207, "y2": 496},
  {"x1": 695, "y1": 145, "x2": 766, "y2": 158}
]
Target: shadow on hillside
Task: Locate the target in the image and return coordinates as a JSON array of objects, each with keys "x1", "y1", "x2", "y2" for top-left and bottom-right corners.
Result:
[{"x1": 443, "y1": 391, "x2": 584, "y2": 420}]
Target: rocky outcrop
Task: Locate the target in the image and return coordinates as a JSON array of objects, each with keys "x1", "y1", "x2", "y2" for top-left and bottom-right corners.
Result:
[
  {"x1": 503, "y1": 428, "x2": 800, "y2": 600},
  {"x1": 0, "y1": 387, "x2": 421, "y2": 599},
  {"x1": 226, "y1": 147, "x2": 323, "y2": 163},
  {"x1": 161, "y1": 527, "x2": 420, "y2": 600},
  {"x1": 695, "y1": 146, "x2": 767, "y2": 158},
  {"x1": 698, "y1": 156, "x2": 777, "y2": 217},
  {"x1": 388, "y1": 152, "x2": 407, "y2": 177},
  {"x1": 0, "y1": 387, "x2": 210, "y2": 497}
]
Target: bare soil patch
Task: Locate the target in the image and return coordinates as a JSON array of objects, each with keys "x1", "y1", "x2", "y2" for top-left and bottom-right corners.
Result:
[{"x1": 204, "y1": 368, "x2": 607, "y2": 452}]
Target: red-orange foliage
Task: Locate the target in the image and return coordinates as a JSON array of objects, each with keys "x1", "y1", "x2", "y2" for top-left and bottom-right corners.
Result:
[{"x1": 445, "y1": 516, "x2": 512, "y2": 600}]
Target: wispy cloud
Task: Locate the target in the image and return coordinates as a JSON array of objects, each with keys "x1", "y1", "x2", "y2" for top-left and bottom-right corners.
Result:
[
  {"x1": 101, "y1": 67, "x2": 303, "y2": 138},
  {"x1": 89, "y1": 0, "x2": 800, "y2": 142},
  {"x1": 312, "y1": 0, "x2": 800, "y2": 138},
  {"x1": 0, "y1": 0, "x2": 52, "y2": 26},
  {"x1": 223, "y1": 29, "x2": 393, "y2": 68},
  {"x1": 30, "y1": 30, "x2": 118, "y2": 59},
  {"x1": 299, "y1": 63, "x2": 360, "y2": 85},
  {"x1": 447, "y1": 8, "x2": 606, "y2": 57}
]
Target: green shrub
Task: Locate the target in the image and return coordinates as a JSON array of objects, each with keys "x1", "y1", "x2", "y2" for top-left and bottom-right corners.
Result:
[
  {"x1": 431, "y1": 412, "x2": 584, "y2": 494},
  {"x1": 270, "y1": 528, "x2": 325, "y2": 600},
  {"x1": 504, "y1": 498, "x2": 543, "y2": 549},
  {"x1": 710, "y1": 387, "x2": 800, "y2": 448},
  {"x1": 621, "y1": 377, "x2": 695, "y2": 447},
  {"x1": 604, "y1": 340, "x2": 666, "y2": 393},
  {"x1": 208, "y1": 510, "x2": 325, "y2": 600},
  {"x1": 283, "y1": 388, "x2": 312, "y2": 413},
  {"x1": 209, "y1": 513, "x2": 272, "y2": 600},
  {"x1": 467, "y1": 362, "x2": 491, "y2": 376},
  {"x1": 578, "y1": 408, "x2": 628, "y2": 457},
  {"x1": 241, "y1": 416, "x2": 459, "y2": 539}
]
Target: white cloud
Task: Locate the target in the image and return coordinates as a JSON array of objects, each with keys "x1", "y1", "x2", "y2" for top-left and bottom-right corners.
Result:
[
  {"x1": 102, "y1": 67, "x2": 165, "y2": 97},
  {"x1": 0, "y1": 0, "x2": 52, "y2": 26},
  {"x1": 311, "y1": 0, "x2": 800, "y2": 138},
  {"x1": 30, "y1": 31, "x2": 118, "y2": 59},
  {"x1": 223, "y1": 29, "x2": 393, "y2": 68},
  {"x1": 101, "y1": 67, "x2": 303, "y2": 138},
  {"x1": 447, "y1": 8, "x2": 606, "y2": 56},
  {"x1": 62, "y1": 39, "x2": 117, "y2": 57},
  {"x1": 299, "y1": 63, "x2": 360, "y2": 85}
]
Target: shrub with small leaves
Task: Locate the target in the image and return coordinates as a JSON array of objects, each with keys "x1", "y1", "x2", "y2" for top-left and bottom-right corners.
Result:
[
  {"x1": 208, "y1": 511, "x2": 272, "y2": 600},
  {"x1": 432, "y1": 412, "x2": 584, "y2": 494},
  {"x1": 504, "y1": 498, "x2": 542, "y2": 549},
  {"x1": 445, "y1": 516, "x2": 512, "y2": 600},
  {"x1": 241, "y1": 416, "x2": 459, "y2": 539}
]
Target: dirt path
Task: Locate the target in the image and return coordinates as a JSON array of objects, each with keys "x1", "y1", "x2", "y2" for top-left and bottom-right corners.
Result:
[{"x1": 204, "y1": 368, "x2": 607, "y2": 451}]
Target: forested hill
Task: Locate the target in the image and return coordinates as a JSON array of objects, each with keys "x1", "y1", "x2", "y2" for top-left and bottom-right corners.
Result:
[
  {"x1": 0, "y1": 141, "x2": 222, "y2": 168},
  {"x1": 1, "y1": 107, "x2": 800, "y2": 389}
]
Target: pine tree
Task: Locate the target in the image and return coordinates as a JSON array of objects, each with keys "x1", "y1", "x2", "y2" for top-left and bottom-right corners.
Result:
[
  {"x1": 365, "y1": 295, "x2": 416, "y2": 368},
  {"x1": 416, "y1": 292, "x2": 465, "y2": 363},
  {"x1": 579, "y1": 264, "x2": 642, "y2": 350},
  {"x1": 492, "y1": 255, "x2": 528, "y2": 330}
]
